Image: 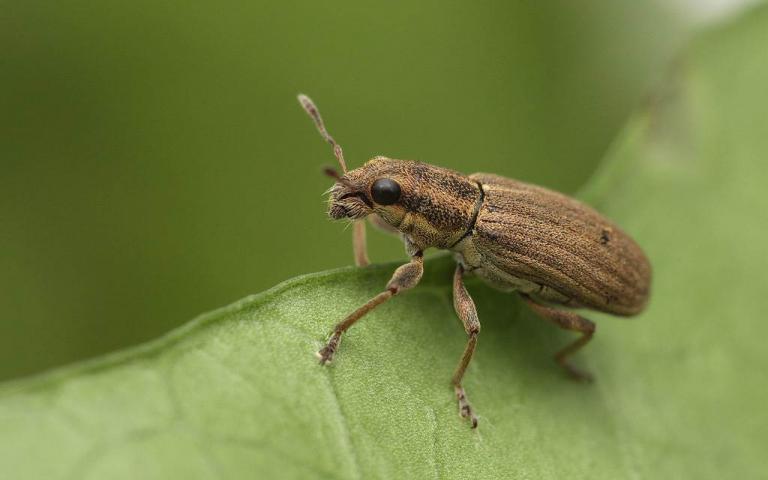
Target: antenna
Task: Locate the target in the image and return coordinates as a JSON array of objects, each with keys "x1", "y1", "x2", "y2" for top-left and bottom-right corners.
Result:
[{"x1": 297, "y1": 94, "x2": 348, "y2": 173}]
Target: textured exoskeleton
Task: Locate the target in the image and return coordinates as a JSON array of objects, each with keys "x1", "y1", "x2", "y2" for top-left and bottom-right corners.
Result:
[{"x1": 299, "y1": 94, "x2": 651, "y2": 428}]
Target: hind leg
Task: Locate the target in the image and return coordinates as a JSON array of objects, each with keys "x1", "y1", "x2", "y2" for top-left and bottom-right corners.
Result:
[{"x1": 520, "y1": 294, "x2": 596, "y2": 382}]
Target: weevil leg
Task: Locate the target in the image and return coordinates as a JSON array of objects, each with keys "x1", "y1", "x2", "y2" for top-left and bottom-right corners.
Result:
[
  {"x1": 520, "y1": 294, "x2": 596, "y2": 382},
  {"x1": 317, "y1": 252, "x2": 423, "y2": 364},
  {"x1": 352, "y1": 220, "x2": 370, "y2": 267},
  {"x1": 451, "y1": 264, "x2": 481, "y2": 428}
]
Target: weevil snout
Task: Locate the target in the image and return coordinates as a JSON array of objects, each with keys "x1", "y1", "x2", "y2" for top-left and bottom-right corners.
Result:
[{"x1": 327, "y1": 181, "x2": 372, "y2": 220}]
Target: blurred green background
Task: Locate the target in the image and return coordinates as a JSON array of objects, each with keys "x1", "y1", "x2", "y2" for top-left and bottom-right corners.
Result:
[{"x1": 1, "y1": 1, "x2": 707, "y2": 380}]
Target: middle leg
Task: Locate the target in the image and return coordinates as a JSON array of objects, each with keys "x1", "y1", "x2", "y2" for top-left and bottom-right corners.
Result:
[{"x1": 451, "y1": 264, "x2": 481, "y2": 428}]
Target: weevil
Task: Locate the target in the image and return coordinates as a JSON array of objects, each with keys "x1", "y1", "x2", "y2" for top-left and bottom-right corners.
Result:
[{"x1": 298, "y1": 94, "x2": 651, "y2": 428}]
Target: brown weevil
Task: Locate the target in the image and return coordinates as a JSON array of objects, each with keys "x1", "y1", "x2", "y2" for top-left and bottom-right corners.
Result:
[{"x1": 298, "y1": 94, "x2": 651, "y2": 428}]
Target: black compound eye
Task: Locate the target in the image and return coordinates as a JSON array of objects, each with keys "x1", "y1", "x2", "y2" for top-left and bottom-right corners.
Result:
[{"x1": 371, "y1": 178, "x2": 401, "y2": 205}]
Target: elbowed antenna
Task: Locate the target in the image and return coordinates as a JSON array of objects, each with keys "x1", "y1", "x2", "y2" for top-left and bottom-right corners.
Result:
[{"x1": 297, "y1": 93, "x2": 348, "y2": 173}]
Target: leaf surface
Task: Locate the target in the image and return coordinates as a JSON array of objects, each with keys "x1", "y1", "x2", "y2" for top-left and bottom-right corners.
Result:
[{"x1": 2, "y1": 7, "x2": 768, "y2": 479}]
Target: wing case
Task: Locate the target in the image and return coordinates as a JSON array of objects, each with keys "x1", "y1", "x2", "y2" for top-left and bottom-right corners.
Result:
[{"x1": 465, "y1": 173, "x2": 651, "y2": 315}]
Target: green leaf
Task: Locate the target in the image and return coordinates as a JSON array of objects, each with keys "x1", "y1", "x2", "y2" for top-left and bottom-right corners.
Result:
[{"x1": 3, "y1": 7, "x2": 768, "y2": 479}]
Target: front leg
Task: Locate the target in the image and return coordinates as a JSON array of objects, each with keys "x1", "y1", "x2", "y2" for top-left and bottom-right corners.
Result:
[
  {"x1": 317, "y1": 252, "x2": 424, "y2": 364},
  {"x1": 352, "y1": 220, "x2": 370, "y2": 267},
  {"x1": 451, "y1": 264, "x2": 481, "y2": 428},
  {"x1": 353, "y1": 216, "x2": 401, "y2": 267}
]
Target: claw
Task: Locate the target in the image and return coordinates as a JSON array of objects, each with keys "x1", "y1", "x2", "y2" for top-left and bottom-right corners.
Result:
[
  {"x1": 316, "y1": 345, "x2": 334, "y2": 365},
  {"x1": 454, "y1": 385, "x2": 479, "y2": 429},
  {"x1": 317, "y1": 333, "x2": 341, "y2": 366}
]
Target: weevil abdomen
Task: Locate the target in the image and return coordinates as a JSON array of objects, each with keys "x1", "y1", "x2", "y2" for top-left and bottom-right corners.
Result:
[{"x1": 452, "y1": 173, "x2": 651, "y2": 316}]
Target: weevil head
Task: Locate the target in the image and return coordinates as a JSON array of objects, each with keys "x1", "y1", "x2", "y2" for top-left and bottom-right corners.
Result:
[
  {"x1": 326, "y1": 156, "x2": 405, "y2": 222},
  {"x1": 327, "y1": 156, "x2": 482, "y2": 249}
]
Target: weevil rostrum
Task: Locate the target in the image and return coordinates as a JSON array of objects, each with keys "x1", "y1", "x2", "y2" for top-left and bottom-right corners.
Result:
[{"x1": 298, "y1": 94, "x2": 651, "y2": 428}]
